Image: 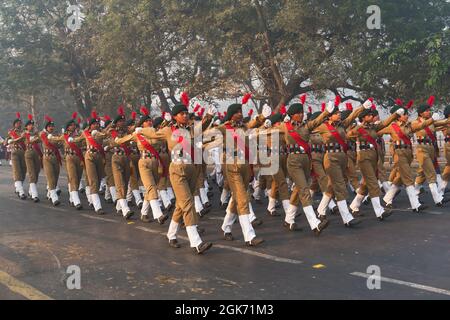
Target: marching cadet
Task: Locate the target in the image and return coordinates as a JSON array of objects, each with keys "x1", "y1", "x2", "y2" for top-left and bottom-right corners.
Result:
[
  {"x1": 138, "y1": 100, "x2": 215, "y2": 254},
  {"x1": 115, "y1": 107, "x2": 168, "y2": 224},
  {"x1": 22, "y1": 114, "x2": 42, "y2": 202},
  {"x1": 7, "y1": 113, "x2": 27, "y2": 199},
  {"x1": 40, "y1": 116, "x2": 62, "y2": 206},
  {"x1": 109, "y1": 107, "x2": 134, "y2": 220},
  {"x1": 265, "y1": 99, "x2": 330, "y2": 234},
  {"x1": 60, "y1": 114, "x2": 85, "y2": 210},
  {"x1": 78, "y1": 112, "x2": 107, "y2": 214},
  {"x1": 309, "y1": 109, "x2": 339, "y2": 216},
  {"x1": 343, "y1": 104, "x2": 360, "y2": 195},
  {"x1": 377, "y1": 105, "x2": 428, "y2": 212},
  {"x1": 152, "y1": 115, "x2": 174, "y2": 213},
  {"x1": 439, "y1": 105, "x2": 450, "y2": 193},
  {"x1": 411, "y1": 97, "x2": 448, "y2": 206},
  {"x1": 346, "y1": 106, "x2": 400, "y2": 220},
  {"x1": 313, "y1": 98, "x2": 371, "y2": 227},
  {"x1": 215, "y1": 95, "x2": 268, "y2": 245},
  {"x1": 102, "y1": 115, "x2": 118, "y2": 204},
  {"x1": 126, "y1": 111, "x2": 144, "y2": 209}
]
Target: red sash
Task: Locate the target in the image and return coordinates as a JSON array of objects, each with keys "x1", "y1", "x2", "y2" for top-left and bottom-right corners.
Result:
[
  {"x1": 136, "y1": 134, "x2": 167, "y2": 177},
  {"x1": 285, "y1": 122, "x2": 311, "y2": 154},
  {"x1": 224, "y1": 123, "x2": 254, "y2": 177},
  {"x1": 40, "y1": 132, "x2": 62, "y2": 166},
  {"x1": 324, "y1": 123, "x2": 348, "y2": 152},
  {"x1": 357, "y1": 127, "x2": 378, "y2": 149},
  {"x1": 64, "y1": 134, "x2": 84, "y2": 164},
  {"x1": 8, "y1": 130, "x2": 26, "y2": 150},
  {"x1": 24, "y1": 133, "x2": 43, "y2": 159},
  {"x1": 84, "y1": 130, "x2": 105, "y2": 157},
  {"x1": 417, "y1": 119, "x2": 440, "y2": 172},
  {"x1": 171, "y1": 126, "x2": 193, "y2": 161},
  {"x1": 110, "y1": 130, "x2": 131, "y2": 158},
  {"x1": 391, "y1": 123, "x2": 412, "y2": 145}
]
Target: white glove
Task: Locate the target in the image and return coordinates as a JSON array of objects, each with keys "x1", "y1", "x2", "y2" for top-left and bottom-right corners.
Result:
[
  {"x1": 396, "y1": 108, "x2": 405, "y2": 116},
  {"x1": 284, "y1": 115, "x2": 291, "y2": 123},
  {"x1": 164, "y1": 113, "x2": 172, "y2": 122},
  {"x1": 135, "y1": 127, "x2": 143, "y2": 134},
  {"x1": 262, "y1": 104, "x2": 272, "y2": 118},
  {"x1": 264, "y1": 119, "x2": 272, "y2": 128},
  {"x1": 0, "y1": 137, "x2": 4, "y2": 144},
  {"x1": 214, "y1": 119, "x2": 221, "y2": 126},
  {"x1": 68, "y1": 137, "x2": 74, "y2": 143},
  {"x1": 7, "y1": 139, "x2": 12, "y2": 144},
  {"x1": 363, "y1": 99, "x2": 372, "y2": 109},
  {"x1": 47, "y1": 134, "x2": 53, "y2": 139},
  {"x1": 91, "y1": 130, "x2": 98, "y2": 136},
  {"x1": 114, "y1": 137, "x2": 120, "y2": 143},
  {"x1": 195, "y1": 141, "x2": 203, "y2": 149},
  {"x1": 432, "y1": 113, "x2": 441, "y2": 121},
  {"x1": 104, "y1": 146, "x2": 109, "y2": 152},
  {"x1": 326, "y1": 101, "x2": 335, "y2": 113},
  {"x1": 207, "y1": 106, "x2": 216, "y2": 116}
]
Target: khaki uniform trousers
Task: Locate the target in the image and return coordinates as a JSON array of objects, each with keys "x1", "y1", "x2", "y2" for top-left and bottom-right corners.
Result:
[
  {"x1": 346, "y1": 150, "x2": 360, "y2": 191},
  {"x1": 129, "y1": 153, "x2": 141, "y2": 190},
  {"x1": 311, "y1": 152, "x2": 331, "y2": 194},
  {"x1": 392, "y1": 148, "x2": 415, "y2": 186},
  {"x1": 443, "y1": 143, "x2": 450, "y2": 181},
  {"x1": 66, "y1": 154, "x2": 83, "y2": 191},
  {"x1": 43, "y1": 155, "x2": 60, "y2": 190},
  {"x1": 105, "y1": 152, "x2": 115, "y2": 187},
  {"x1": 25, "y1": 150, "x2": 41, "y2": 184},
  {"x1": 169, "y1": 162, "x2": 199, "y2": 226},
  {"x1": 85, "y1": 151, "x2": 105, "y2": 194},
  {"x1": 270, "y1": 154, "x2": 289, "y2": 201},
  {"x1": 139, "y1": 157, "x2": 160, "y2": 201},
  {"x1": 287, "y1": 153, "x2": 312, "y2": 207},
  {"x1": 11, "y1": 149, "x2": 26, "y2": 182},
  {"x1": 157, "y1": 153, "x2": 170, "y2": 190},
  {"x1": 415, "y1": 145, "x2": 437, "y2": 184},
  {"x1": 356, "y1": 149, "x2": 380, "y2": 198},
  {"x1": 323, "y1": 152, "x2": 348, "y2": 201},
  {"x1": 225, "y1": 162, "x2": 251, "y2": 215},
  {"x1": 112, "y1": 154, "x2": 130, "y2": 200}
]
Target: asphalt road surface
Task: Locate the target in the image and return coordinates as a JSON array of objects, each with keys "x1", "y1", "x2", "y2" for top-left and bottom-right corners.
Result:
[{"x1": 0, "y1": 165, "x2": 449, "y2": 300}]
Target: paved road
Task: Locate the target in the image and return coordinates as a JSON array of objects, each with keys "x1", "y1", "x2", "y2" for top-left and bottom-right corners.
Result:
[{"x1": 0, "y1": 165, "x2": 449, "y2": 300}]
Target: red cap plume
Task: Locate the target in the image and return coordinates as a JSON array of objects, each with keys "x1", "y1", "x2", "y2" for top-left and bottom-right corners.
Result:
[
  {"x1": 242, "y1": 93, "x2": 252, "y2": 105},
  {"x1": 371, "y1": 103, "x2": 377, "y2": 110},
  {"x1": 110, "y1": 130, "x2": 118, "y2": 139},
  {"x1": 117, "y1": 105, "x2": 125, "y2": 116},
  {"x1": 308, "y1": 106, "x2": 312, "y2": 114},
  {"x1": 395, "y1": 99, "x2": 403, "y2": 106},
  {"x1": 131, "y1": 111, "x2": 137, "y2": 120},
  {"x1": 91, "y1": 111, "x2": 98, "y2": 119},
  {"x1": 280, "y1": 105, "x2": 287, "y2": 115},
  {"x1": 27, "y1": 114, "x2": 33, "y2": 121},
  {"x1": 104, "y1": 115, "x2": 111, "y2": 121},
  {"x1": 346, "y1": 103, "x2": 353, "y2": 111},
  {"x1": 427, "y1": 95, "x2": 435, "y2": 107},
  {"x1": 180, "y1": 92, "x2": 190, "y2": 107},
  {"x1": 406, "y1": 100, "x2": 414, "y2": 109},
  {"x1": 44, "y1": 115, "x2": 53, "y2": 122},
  {"x1": 224, "y1": 111, "x2": 227, "y2": 116},
  {"x1": 140, "y1": 106, "x2": 149, "y2": 116},
  {"x1": 16, "y1": 112, "x2": 21, "y2": 119},
  {"x1": 300, "y1": 94, "x2": 307, "y2": 105},
  {"x1": 248, "y1": 109, "x2": 254, "y2": 117},
  {"x1": 193, "y1": 104, "x2": 201, "y2": 113},
  {"x1": 334, "y1": 95, "x2": 341, "y2": 107},
  {"x1": 368, "y1": 97, "x2": 374, "y2": 102},
  {"x1": 72, "y1": 112, "x2": 78, "y2": 119},
  {"x1": 321, "y1": 103, "x2": 326, "y2": 112},
  {"x1": 199, "y1": 108, "x2": 205, "y2": 117},
  {"x1": 77, "y1": 118, "x2": 81, "y2": 124}
]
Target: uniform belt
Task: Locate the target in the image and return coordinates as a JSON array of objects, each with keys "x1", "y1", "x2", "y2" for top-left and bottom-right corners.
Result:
[
  {"x1": 325, "y1": 143, "x2": 345, "y2": 153},
  {"x1": 310, "y1": 144, "x2": 325, "y2": 153},
  {"x1": 113, "y1": 151, "x2": 126, "y2": 155},
  {"x1": 394, "y1": 144, "x2": 411, "y2": 149},
  {"x1": 141, "y1": 152, "x2": 156, "y2": 159},
  {"x1": 417, "y1": 138, "x2": 434, "y2": 145},
  {"x1": 445, "y1": 137, "x2": 450, "y2": 143},
  {"x1": 87, "y1": 147, "x2": 98, "y2": 152},
  {"x1": 43, "y1": 150, "x2": 54, "y2": 156},
  {"x1": 347, "y1": 142, "x2": 357, "y2": 151},
  {"x1": 357, "y1": 143, "x2": 375, "y2": 151},
  {"x1": 266, "y1": 146, "x2": 287, "y2": 155},
  {"x1": 286, "y1": 145, "x2": 307, "y2": 154}
]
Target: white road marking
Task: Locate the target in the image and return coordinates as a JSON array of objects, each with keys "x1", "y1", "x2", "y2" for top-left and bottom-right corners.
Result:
[
  {"x1": 80, "y1": 214, "x2": 118, "y2": 223},
  {"x1": 350, "y1": 272, "x2": 450, "y2": 296},
  {"x1": 394, "y1": 208, "x2": 443, "y2": 215}
]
